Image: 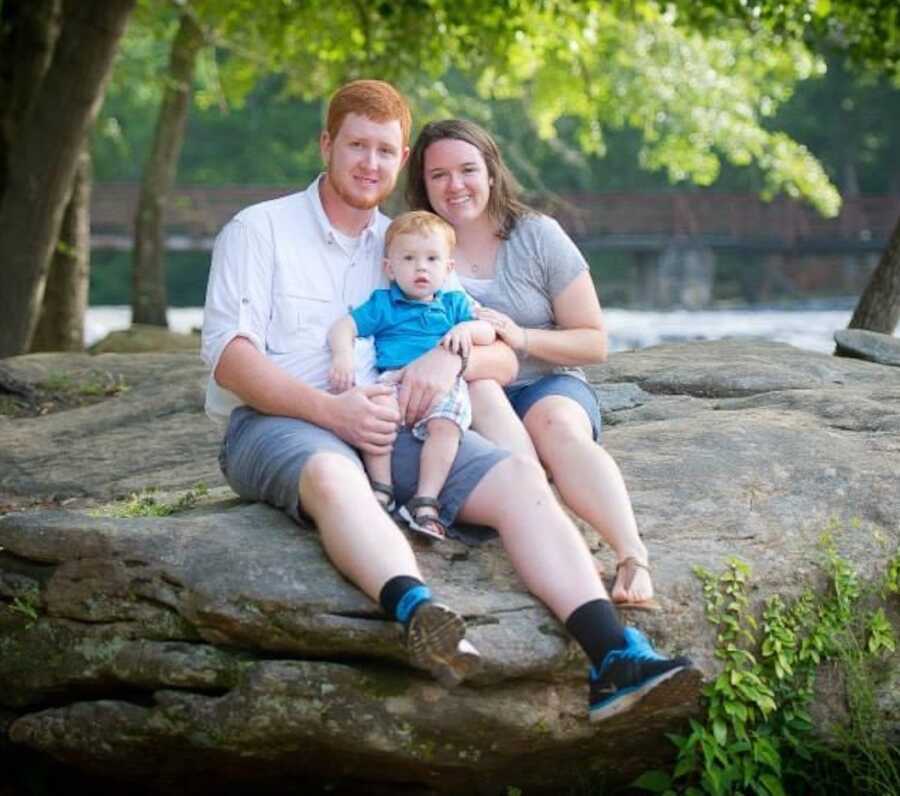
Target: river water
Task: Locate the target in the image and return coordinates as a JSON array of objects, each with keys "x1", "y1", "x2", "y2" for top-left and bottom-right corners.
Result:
[{"x1": 86, "y1": 301, "x2": 896, "y2": 355}]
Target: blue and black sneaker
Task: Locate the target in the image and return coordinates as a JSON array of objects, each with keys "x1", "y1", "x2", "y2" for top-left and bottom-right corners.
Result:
[{"x1": 589, "y1": 627, "x2": 699, "y2": 722}]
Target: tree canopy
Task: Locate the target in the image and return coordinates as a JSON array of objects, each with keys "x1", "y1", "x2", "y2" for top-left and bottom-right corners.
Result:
[{"x1": 2, "y1": 0, "x2": 898, "y2": 355}]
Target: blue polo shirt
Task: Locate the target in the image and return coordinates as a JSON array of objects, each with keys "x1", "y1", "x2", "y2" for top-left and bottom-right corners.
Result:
[{"x1": 351, "y1": 283, "x2": 474, "y2": 370}]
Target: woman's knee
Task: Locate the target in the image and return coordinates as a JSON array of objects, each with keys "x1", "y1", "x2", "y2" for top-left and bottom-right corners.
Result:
[{"x1": 524, "y1": 397, "x2": 592, "y2": 448}]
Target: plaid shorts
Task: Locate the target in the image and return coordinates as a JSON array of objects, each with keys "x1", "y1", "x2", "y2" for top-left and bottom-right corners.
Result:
[{"x1": 379, "y1": 371, "x2": 471, "y2": 441}]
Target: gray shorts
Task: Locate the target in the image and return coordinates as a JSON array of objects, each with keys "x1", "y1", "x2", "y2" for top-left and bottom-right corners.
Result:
[{"x1": 219, "y1": 405, "x2": 509, "y2": 529}]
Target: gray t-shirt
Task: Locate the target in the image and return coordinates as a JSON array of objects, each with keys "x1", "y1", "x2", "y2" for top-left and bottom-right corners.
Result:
[{"x1": 459, "y1": 213, "x2": 589, "y2": 387}]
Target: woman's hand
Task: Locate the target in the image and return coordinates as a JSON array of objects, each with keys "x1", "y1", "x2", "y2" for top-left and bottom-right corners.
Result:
[{"x1": 476, "y1": 307, "x2": 526, "y2": 352}]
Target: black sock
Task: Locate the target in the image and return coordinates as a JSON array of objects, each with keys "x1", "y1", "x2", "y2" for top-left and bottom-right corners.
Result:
[
  {"x1": 379, "y1": 575, "x2": 432, "y2": 627},
  {"x1": 565, "y1": 599, "x2": 627, "y2": 671}
]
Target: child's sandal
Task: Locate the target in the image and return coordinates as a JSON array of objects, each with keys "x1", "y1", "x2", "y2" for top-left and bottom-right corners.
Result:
[
  {"x1": 371, "y1": 481, "x2": 396, "y2": 514},
  {"x1": 398, "y1": 496, "x2": 447, "y2": 541}
]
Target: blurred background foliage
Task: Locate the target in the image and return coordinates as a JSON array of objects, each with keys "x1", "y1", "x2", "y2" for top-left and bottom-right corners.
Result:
[{"x1": 87, "y1": 0, "x2": 899, "y2": 306}]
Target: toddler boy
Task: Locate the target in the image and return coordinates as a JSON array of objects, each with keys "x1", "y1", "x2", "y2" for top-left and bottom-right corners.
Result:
[{"x1": 328, "y1": 211, "x2": 495, "y2": 540}]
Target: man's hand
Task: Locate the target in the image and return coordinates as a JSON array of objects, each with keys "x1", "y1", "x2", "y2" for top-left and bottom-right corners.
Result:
[
  {"x1": 397, "y1": 346, "x2": 460, "y2": 426},
  {"x1": 328, "y1": 353, "x2": 355, "y2": 394},
  {"x1": 327, "y1": 383, "x2": 400, "y2": 454}
]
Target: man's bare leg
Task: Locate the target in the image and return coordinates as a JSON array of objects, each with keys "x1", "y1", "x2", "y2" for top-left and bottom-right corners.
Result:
[
  {"x1": 456, "y1": 453, "x2": 606, "y2": 618},
  {"x1": 299, "y1": 451, "x2": 479, "y2": 685},
  {"x1": 299, "y1": 452, "x2": 421, "y2": 600},
  {"x1": 456, "y1": 453, "x2": 697, "y2": 720}
]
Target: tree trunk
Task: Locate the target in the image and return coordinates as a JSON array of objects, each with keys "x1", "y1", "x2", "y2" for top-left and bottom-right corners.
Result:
[
  {"x1": 0, "y1": 0, "x2": 135, "y2": 359},
  {"x1": 848, "y1": 213, "x2": 900, "y2": 334},
  {"x1": 0, "y1": 0, "x2": 61, "y2": 199},
  {"x1": 30, "y1": 145, "x2": 91, "y2": 352},
  {"x1": 131, "y1": 11, "x2": 204, "y2": 328}
]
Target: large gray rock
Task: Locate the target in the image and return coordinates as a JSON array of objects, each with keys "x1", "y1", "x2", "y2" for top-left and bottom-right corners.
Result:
[
  {"x1": 0, "y1": 353, "x2": 222, "y2": 502},
  {"x1": 835, "y1": 328, "x2": 900, "y2": 367},
  {"x1": 1, "y1": 342, "x2": 898, "y2": 793}
]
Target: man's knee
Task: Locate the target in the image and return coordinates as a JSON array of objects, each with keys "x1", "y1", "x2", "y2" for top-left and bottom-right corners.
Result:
[
  {"x1": 481, "y1": 453, "x2": 548, "y2": 501},
  {"x1": 460, "y1": 452, "x2": 551, "y2": 526},
  {"x1": 299, "y1": 453, "x2": 367, "y2": 511},
  {"x1": 501, "y1": 452, "x2": 548, "y2": 485}
]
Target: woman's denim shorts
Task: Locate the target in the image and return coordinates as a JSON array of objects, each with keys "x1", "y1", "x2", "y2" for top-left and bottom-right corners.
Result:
[{"x1": 504, "y1": 373, "x2": 603, "y2": 442}]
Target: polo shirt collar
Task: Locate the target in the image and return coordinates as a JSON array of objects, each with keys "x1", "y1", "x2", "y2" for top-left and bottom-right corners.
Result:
[
  {"x1": 307, "y1": 174, "x2": 380, "y2": 246},
  {"x1": 389, "y1": 281, "x2": 444, "y2": 305}
]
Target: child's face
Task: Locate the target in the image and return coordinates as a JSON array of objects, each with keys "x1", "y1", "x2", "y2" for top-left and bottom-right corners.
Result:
[{"x1": 384, "y1": 230, "x2": 453, "y2": 301}]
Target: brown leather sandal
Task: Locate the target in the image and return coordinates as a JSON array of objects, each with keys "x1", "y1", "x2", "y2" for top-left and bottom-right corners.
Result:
[
  {"x1": 398, "y1": 496, "x2": 447, "y2": 541},
  {"x1": 612, "y1": 556, "x2": 661, "y2": 611},
  {"x1": 370, "y1": 481, "x2": 396, "y2": 514}
]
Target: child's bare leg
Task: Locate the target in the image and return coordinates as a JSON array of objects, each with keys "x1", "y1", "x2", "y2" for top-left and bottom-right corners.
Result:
[
  {"x1": 415, "y1": 417, "x2": 461, "y2": 518},
  {"x1": 362, "y1": 392, "x2": 399, "y2": 508},
  {"x1": 468, "y1": 379, "x2": 538, "y2": 460}
]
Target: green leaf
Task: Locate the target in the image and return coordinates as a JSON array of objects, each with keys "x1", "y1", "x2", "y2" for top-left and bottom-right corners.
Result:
[
  {"x1": 754, "y1": 737, "x2": 782, "y2": 774},
  {"x1": 760, "y1": 773, "x2": 787, "y2": 796},
  {"x1": 631, "y1": 770, "x2": 673, "y2": 793},
  {"x1": 713, "y1": 718, "x2": 728, "y2": 746},
  {"x1": 674, "y1": 754, "x2": 697, "y2": 780}
]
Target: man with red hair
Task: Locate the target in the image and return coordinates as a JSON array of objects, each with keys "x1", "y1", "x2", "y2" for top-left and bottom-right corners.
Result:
[{"x1": 202, "y1": 80, "x2": 697, "y2": 719}]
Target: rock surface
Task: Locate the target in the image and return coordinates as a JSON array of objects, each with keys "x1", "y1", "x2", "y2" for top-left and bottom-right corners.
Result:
[
  {"x1": 1, "y1": 341, "x2": 899, "y2": 793},
  {"x1": 89, "y1": 324, "x2": 201, "y2": 354},
  {"x1": 834, "y1": 327, "x2": 900, "y2": 367}
]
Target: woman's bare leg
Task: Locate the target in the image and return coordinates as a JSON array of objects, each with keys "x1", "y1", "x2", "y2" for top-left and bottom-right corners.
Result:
[
  {"x1": 523, "y1": 396, "x2": 653, "y2": 605},
  {"x1": 468, "y1": 379, "x2": 538, "y2": 460}
]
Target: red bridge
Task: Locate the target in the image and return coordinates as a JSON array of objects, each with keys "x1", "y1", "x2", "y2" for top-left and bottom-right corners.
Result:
[{"x1": 91, "y1": 183, "x2": 898, "y2": 254}]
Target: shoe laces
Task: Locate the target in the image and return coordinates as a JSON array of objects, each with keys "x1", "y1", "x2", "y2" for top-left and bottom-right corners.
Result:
[
  {"x1": 591, "y1": 627, "x2": 667, "y2": 680},
  {"x1": 622, "y1": 627, "x2": 667, "y2": 662}
]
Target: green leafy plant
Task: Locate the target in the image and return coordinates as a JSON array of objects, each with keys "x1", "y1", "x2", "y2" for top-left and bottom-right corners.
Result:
[
  {"x1": 7, "y1": 587, "x2": 40, "y2": 627},
  {"x1": 102, "y1": 483, "x2": 209, "y2": 518},
  {"x1": 634, "y1": 532, "x2": 899, "y2": 796},
  {"x1": 40, "y1": 370, "x2": 129, "y2": 398}
]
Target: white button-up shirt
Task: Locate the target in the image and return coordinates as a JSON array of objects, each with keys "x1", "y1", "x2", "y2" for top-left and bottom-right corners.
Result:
[{"x1": 201, "y1": 176, "x2": 387, "y2": 425}]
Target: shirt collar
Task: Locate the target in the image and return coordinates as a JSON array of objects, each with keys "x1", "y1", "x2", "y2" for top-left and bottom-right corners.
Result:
[
  {"x1": 389, "y1": 281, "x2": 445, "y2": 305},
  {"x1": 307, "y1": 174, "x2": 380, "y2": 246}
]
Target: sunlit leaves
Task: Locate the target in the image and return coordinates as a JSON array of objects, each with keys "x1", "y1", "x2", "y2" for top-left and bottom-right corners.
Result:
[
  {"x1": 475, "y1": 2, "x2": 840, "y2": 215},
  {"x1": 97, "y1": 0, "x2": 848, "y2": 215}
]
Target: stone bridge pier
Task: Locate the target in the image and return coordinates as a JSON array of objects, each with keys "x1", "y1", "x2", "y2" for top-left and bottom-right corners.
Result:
[{"x1": 632, "y1": 243, "x2": 716, "y2": 308}]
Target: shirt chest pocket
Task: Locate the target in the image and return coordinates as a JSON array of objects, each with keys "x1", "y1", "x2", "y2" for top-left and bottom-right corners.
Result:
[{"x1": 267, "y1": 291, "x2": 332, "y2": 353}]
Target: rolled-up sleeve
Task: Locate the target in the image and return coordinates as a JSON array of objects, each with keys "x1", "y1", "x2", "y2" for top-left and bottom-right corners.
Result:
[{"x1": 201, "y1": 218, "x2": 272, "y2": 375}]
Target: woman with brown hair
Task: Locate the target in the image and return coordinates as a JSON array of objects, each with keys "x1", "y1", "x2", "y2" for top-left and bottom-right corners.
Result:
[{"x1": 407, "y1": 119, "x2": 656, "y2": 610}]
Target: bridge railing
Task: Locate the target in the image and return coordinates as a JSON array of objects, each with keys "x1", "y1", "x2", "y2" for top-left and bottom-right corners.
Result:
[
  {"x1": 546, "y1": 192, "x2": 899, "y2": 245},
  {"x1": 91, "y1": 183, "x2": 899, "y2": 250}
]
